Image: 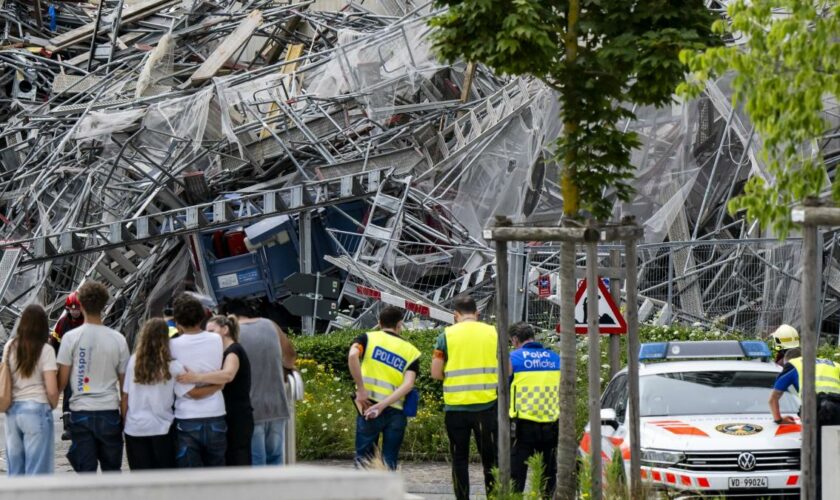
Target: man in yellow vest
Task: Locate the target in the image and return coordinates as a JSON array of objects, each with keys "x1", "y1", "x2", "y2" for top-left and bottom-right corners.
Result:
[
  {"x1": 431, "y1": 294, "x2": 498, "y2": 500},
  {"x1": 770, "y1": 347, "x2": 840, "y2": 494},
  {"x1": 348, "y1": 305, "x2": 420, "y2": 470},
  {"x1": 508, "y1": 322, "x2": 560, "y2": 496}
]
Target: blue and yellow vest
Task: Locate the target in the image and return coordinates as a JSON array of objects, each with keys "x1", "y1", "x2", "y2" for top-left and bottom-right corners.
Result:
[
  {"x1": 361, "y1": 330, "x2": 421, "y2": 410},
  {"x1": 509, "y1": 342, "x2": 561, "y2": 422}
]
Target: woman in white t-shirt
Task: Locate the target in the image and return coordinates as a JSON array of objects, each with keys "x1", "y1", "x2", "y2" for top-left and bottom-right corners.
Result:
[
  {"x1": 3, "y1": 304, "x2": 60, "y2": 475},
  {"x1": 121, "y1": 318, "x2": 194, "y2": 470}
]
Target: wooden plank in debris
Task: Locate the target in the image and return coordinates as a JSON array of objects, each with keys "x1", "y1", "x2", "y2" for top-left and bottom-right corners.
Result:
[
  {"x1": 185, "y1": 9, "x2": 263, "y2": 87},
  {"x1": 46, "y1": 0, "x2": 177, "y2": 52},
  {"x1": 258, "y1": 43, "x2": 305, "y2": 140}
]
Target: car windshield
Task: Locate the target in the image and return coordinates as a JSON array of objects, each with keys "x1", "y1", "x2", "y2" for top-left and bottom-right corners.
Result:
[{"x1": 640, "y1": 370, "x2": 799, "y2": 416}]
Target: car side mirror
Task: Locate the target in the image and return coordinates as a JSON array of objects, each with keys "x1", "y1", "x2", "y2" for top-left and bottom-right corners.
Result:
[{"x1": 601, "y1": 408, "x2": 619, "y2": 430}]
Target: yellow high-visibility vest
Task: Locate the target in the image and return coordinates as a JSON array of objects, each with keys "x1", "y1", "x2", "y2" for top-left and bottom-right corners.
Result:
[
  {"x1": 442, "y1": 321, "x2": 498, "y2": 406},
  {"x1": 509, "y1": 346, "x2": 561, "y2": 422},
  {"x1": 789, "y1": 357, "x2": 840, "y2": 395},
  {"x1": 361, "y1": 331, "x2": 421, "y2": 410}
]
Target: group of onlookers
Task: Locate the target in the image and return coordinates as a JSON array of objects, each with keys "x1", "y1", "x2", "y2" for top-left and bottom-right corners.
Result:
[{"x1": 1, "y1": 280, "x2": 296, "y2": 475}]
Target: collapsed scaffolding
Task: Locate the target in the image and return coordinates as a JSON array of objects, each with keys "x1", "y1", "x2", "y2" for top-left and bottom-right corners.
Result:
[{"x1": 0, "y1": 0, "x2": 839, "y2": 341}]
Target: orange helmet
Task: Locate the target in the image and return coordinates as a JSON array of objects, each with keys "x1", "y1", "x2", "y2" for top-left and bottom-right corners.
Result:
[{"x1": 65, "y1": 292, "x2": 81, "y2": 311}]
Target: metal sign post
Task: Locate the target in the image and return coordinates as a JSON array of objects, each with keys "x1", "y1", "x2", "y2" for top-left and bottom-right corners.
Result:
[{"x1": 585, "y1": 240, "x2": 603, "y2": 500}]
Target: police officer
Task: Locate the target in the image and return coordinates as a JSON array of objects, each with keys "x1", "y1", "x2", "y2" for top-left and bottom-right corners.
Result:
[
  {"x1": 508, "y1": 322, "x2": 560, "y2": 496},
  {"x1": 770, "y1": 347, "x2": 840, "y2": 495},
  {"x1": 431, "y1": 294, "x2": 498, "y2": 500},
  {"x1": 348, "y1": 305, "x2": 420, "y2": 470}
]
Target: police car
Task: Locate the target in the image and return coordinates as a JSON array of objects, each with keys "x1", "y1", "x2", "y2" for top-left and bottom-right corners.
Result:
[{"x1": 580, "y1": 341, "x2": 801, "y2": 498}]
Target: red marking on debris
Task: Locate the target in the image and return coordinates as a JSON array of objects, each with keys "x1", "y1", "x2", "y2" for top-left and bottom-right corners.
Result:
[
  {"x1": 355, "y1": 285, "x2": 381, "y2": 299},
  {"x1": 405, "y1": 302, "x2": 430, "y2": 316},
  {"x1": 698, "y1": 477, "x2": 710, "y2": 488},
  {"x1": 787, "y1": 475, "x2": 799, "y2": 486}
]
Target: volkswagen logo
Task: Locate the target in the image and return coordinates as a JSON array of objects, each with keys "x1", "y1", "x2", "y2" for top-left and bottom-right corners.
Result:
[{"x1": 737, "y1": 452, "x2": 757, "y2": 471}]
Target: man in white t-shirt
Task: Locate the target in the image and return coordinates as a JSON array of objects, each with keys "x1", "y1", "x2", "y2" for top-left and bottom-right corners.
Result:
[
  {"x1": 169, "y1": 293, "x2": 227, "y2": 467},
  {"x1": 57, "y1": 281, "x2": 130, "y2": 472}
]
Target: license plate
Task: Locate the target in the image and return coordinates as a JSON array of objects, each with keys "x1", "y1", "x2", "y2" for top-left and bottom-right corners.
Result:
[{"x1": 728, "y1": 476, "x2": 768, "y2": 489}]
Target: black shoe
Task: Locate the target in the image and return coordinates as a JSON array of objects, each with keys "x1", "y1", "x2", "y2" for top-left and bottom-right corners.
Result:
[{"x1": 61, "y1": 429, "x2": 71, "y2": 441}]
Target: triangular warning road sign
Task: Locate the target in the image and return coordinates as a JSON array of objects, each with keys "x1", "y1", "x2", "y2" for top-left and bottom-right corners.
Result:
[{"x1": 568, "y1": 277, "x2": 627, "y2": 334}]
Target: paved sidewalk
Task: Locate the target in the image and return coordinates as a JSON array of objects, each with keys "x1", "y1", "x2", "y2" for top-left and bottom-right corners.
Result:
[{"x1": 302, "y1": 459, "x2": 487, "y2": 499}]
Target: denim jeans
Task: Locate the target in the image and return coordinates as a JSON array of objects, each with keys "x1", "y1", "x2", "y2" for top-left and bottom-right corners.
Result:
[
  {"x1": 251, "y1": 419, "x2": 285, "y2": 466},
  {"x1": 4, "y1": 401, "x2": 54, "y2": 475},
  {"x1": 175, "y1": 416, "x2": 227, "y2": 468},
  {"x1": 354, "y1": 407, "x2": 407, "y2": 471},
  {"x1": 67, "y1": 410, "x2": 123, "y2": 472}
]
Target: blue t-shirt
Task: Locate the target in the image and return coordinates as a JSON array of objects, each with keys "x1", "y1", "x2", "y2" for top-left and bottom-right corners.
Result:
[{"x1": 773, "y1": 363, "x2": 799, "y2": 393}]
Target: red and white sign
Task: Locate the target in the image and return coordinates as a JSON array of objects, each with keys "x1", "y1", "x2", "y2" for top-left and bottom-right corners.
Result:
[
  {"x1": 556, "y1": 277, "x2": 627, "y2": 334},
  {"x1": 537, "y1": 274, "x2": 551, "y2": 298}
]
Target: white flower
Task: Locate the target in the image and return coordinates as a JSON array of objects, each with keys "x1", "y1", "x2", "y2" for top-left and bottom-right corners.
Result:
[
  {"x1": 327, "y1": 413, "x2": 333, "y2": 419},
  {"x1": 301, "y1": 368, "x2": 309, "y2": 374},
  {"x1": 334, "y1": 377, "x2": 341, "y2": 382}
]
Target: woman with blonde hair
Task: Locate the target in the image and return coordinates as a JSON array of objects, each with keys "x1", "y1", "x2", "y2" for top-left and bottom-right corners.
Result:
[
  {"x1": 122, "y1": 318, "x2": 197, "y2": 469},
  {"x1": 3, "y1": 304, "x2": 59, "y2": 475},
  {"x1": 178, "y1": 314, "x2": 253, "y2": 465}
]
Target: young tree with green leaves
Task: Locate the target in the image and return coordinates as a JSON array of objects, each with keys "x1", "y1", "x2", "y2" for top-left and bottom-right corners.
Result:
[
  {"x1": 679, "y1": 1, "x2": 840, "y2": 237},
  {"x1": 679, "y1": 2, "x2": 840, "y2": 498},
  {"x1": 430, "y1": 1, "x2": 716, "y2": 498}
]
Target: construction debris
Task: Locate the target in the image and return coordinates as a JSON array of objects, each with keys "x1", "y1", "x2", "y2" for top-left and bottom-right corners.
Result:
[{"x1": 0, "y1": 1, "x2": 838, "y2": 341}]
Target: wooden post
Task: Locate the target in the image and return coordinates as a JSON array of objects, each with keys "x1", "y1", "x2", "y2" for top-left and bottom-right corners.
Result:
[
  {"x1": 555, "y1": 238, "x2": 578, "y2": 500},
  {"x1": 586, "y1": 240, "x2": 602, "y2": 500},
  {"x1": 801, "y1": 222, "x2": 818, "y2": 500},
  {"x1": 460, "y1": 62, "x2": 477, "y2": 103},
  {"x1": 494, "y1": 218, "x2": 512, "y2": 494},
  {"x1": 624, "y1": 234, "x2": 642, "y2": 497},
  {"x1": 608, "y1": 249, "x2": 621, "y2": 377}
]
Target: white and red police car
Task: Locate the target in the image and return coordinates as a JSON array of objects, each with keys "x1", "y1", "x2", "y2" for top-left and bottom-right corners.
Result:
[{"x1": 580, "y1": 340, "x2": 801, "y2": 498}]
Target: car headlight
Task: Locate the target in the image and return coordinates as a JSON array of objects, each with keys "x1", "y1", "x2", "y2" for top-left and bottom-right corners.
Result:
[{"x1": 640, "y1": 449, "x2": 685, "y2": 466}]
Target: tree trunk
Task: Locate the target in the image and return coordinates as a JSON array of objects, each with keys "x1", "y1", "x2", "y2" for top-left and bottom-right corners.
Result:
[
  {"x1": 555, "y1": 238, "x2": 578, "y2": 499},
  {"x1": 555, "y1": 1, "x2": 580, "y2": 496}
]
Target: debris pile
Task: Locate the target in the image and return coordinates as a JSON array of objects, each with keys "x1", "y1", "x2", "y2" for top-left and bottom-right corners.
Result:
[{"x1": 0, "y1": 1, "x2": 837, "y2": 339}]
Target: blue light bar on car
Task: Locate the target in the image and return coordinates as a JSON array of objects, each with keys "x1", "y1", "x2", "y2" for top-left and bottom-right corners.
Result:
[
  {"x1": 639, "y1": 340, "x2": 772, "y2": 362},
  {"x1": 638, "y1": 342, "x2": 668, "y2": 361},
  {"x1": 739, "y1": 340, "x2": 772, "y2": 359}
]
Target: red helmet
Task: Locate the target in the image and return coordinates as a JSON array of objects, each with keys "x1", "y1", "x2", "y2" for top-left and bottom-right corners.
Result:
[{"x1": 65, "y1": 292, "x2": 81, "y2": 311}]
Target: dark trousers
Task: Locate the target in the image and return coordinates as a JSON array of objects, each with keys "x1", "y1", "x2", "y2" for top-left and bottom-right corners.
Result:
[
  {"x1": 67, "y1": 410, "x2": 123, "y2": 472},
  {"x1": 817, "y1": 396, "x2": 840, "y2": 497},
  {"x1": 225, "y1": 411, "x2": 254, "y2": 466},
  {"x1": 354, "y1": 407, "x2": 408, "y2": 470},
  {"x1": 175, "y1": 416, "x2": 227, "y2": 468},
  {"x1": 62, "y1": 385, "x2": 71, "y2": 414},
  {"x1": 125, "y1": 428, "x2": 176, "y2": 470},
  {"x1": 445, "y1": 405, "x2": 498, "y2": 500},
  {"x1": 510, "y1": 418, "x2": 558, "y2": 495}
]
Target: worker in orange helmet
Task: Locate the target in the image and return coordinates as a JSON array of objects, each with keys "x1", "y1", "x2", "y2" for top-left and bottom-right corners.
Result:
[{"x1": 50, "y1": 291, "x2": 85, "y2": 440}]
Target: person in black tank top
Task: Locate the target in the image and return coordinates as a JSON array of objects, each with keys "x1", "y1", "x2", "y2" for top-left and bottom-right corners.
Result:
[{"x1": 177, "y1": 315, "x2": 254, "y2": 465}]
